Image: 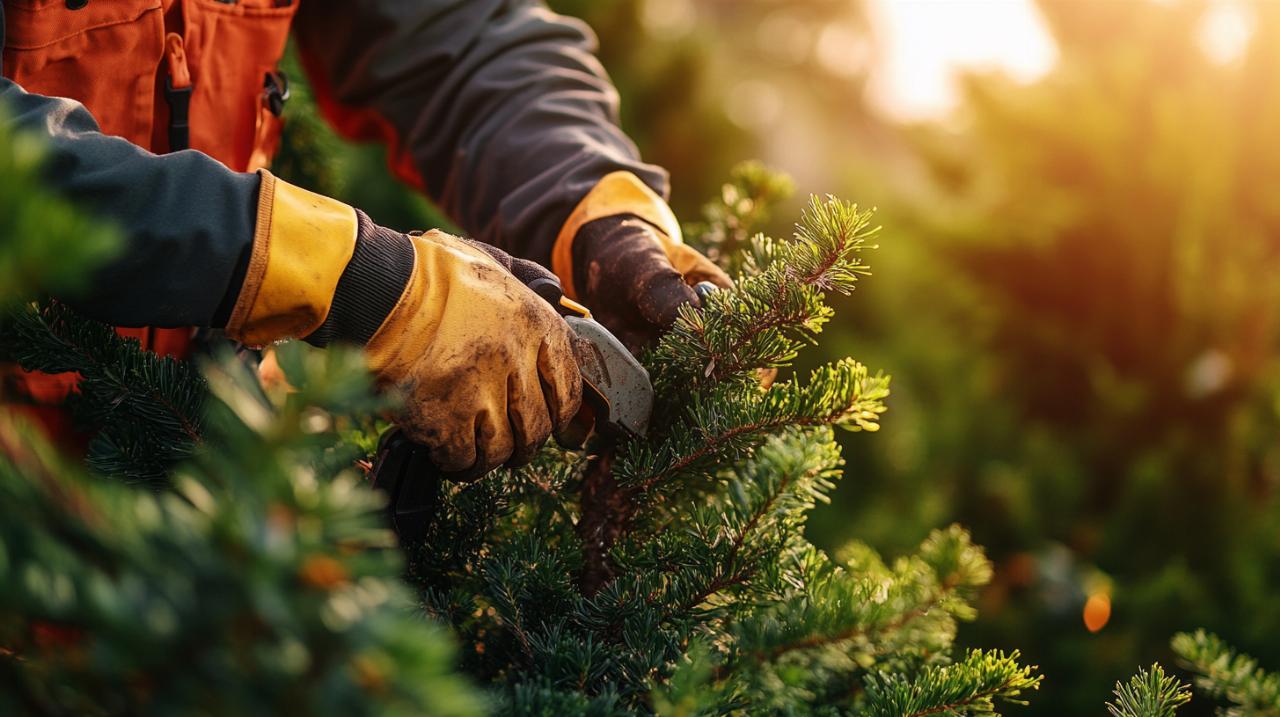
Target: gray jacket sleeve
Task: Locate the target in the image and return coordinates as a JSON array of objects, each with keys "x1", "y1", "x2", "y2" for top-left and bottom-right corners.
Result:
[
  {"x1": 291, "y1": 0, "x2": 669, "y2": 267},
  {"x1": 1, "y1": 6, "x2": 259, "y2": 328}
]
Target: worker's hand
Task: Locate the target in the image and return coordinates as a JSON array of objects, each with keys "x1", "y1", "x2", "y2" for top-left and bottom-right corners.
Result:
[
  {"x1": 572, "y1": 215, "x2": 731, "y2": 354},
  {"x1": 224, "y1": 174, "x2": 580, "y2": 477},
  {"x1": 363, "y1": 227, "x2": 581, "y2": 477}
]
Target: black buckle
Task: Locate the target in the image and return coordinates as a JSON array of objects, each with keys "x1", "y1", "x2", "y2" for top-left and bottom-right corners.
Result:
[
  {"x1": 164, "y1": 77, "x2": 193, "y2": 152},
  {"x1": 263, "y1": 71, "x2": 290, "y2": 117}
]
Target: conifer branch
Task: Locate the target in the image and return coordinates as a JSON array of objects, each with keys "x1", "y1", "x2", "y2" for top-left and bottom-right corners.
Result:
[
  {"x1": 1, "y1": 302, "x2": 207, "y2": 483},
  {"x1": 618, "y1": 359, "x2": 888, "y2": 493},
  {"x1": 1173, "y1": 630, "x2": 1280, "y2": 714},
  {"x1": 906, "y1": 682, "x2": 1021, "y2": 717},
  {"x1": 1107, "y1": 664, "x2": 1191, "y2": 717},
  {"x1": 667, "y1": 431, "x2": 840, "y2": 620},
  {"x1": 863, "y1": 650, "x2": 1041, "y2": 717},
  {"x1": 762, "y1": 589, "x2": 944, "y2": 664},
  {"x1": 648, "y1": 195, "x2": 877, "y2": 394}
]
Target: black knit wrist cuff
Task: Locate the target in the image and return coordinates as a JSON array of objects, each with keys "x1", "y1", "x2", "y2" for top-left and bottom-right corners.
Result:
[{"x1": 304, "y1": 210, "x2": 414, "y2": 348}]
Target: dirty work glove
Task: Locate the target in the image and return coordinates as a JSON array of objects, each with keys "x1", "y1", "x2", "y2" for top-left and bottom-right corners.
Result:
[
  {"x1": 225, "y1": 172, "x2": 582, "y2": 477},
  {"x1": 551, "y1": 172, "x2": 731, "y2": 354}
]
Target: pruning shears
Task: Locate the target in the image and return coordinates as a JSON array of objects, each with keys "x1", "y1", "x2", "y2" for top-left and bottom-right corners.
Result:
[{"x1": 367, "y1": 275, "x2": 655, "y2": 542}]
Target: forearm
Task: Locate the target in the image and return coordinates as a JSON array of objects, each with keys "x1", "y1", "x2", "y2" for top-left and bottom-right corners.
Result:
[
  {"x1": 293, "y1": 0, "x2": 668, "y2": 266},
  {"x1": 1, "y1": 79, "x2": 259, "y2": 328}
]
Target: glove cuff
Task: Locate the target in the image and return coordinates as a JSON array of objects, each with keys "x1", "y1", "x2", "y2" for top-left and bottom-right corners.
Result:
[
  {"x1": 226, "y1": 171, "x2": 359, "y2": 346},
  {"x1": 552, "y1": 170, "x2": 683, "y2": 300},
  {"x1": 305, "y1": 211, "x2": 415, "y2": 347}
]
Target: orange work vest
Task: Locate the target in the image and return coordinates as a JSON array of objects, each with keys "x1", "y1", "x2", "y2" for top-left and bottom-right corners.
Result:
[{"x1": 2, "y1": 0, "x2": 297, "y2": 430}]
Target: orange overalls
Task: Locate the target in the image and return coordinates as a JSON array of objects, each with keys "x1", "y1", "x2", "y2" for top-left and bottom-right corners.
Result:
[{"x1": 2, "y1": 0, "x2": 295, "y2": 432}]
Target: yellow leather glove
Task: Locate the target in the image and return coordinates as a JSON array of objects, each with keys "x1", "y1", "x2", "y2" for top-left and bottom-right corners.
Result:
[
  {"x1": 226, "y1": 172, "x2": 582, "y2": 476},
  {"x1": 551, "y1": 171, "x2": 731, "y2": 353}
]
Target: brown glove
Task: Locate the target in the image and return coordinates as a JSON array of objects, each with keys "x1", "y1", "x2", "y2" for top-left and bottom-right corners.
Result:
[
  {"x1": 550, "y1": 171, "x2": 731, "y2": 354},
  {"x1": 571, "y1": 215, "x2": 729, "y2": 353},
  {"x1": 226, "y1": 172, "x2": 581, "y2": 477}
]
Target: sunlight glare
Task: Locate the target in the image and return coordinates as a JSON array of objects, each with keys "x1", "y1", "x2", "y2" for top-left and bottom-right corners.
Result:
[
  {"x1": 867, "y1": 0, "x2": 1056, "y2": 120},
  {"x1": 1198, "y1": 0, "x2": 1255, "y2": 65}
]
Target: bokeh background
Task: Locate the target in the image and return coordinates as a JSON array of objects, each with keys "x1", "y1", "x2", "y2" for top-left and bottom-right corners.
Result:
[{"x1": 273, "y1": 1, "x2": 1280, "y2": 714}]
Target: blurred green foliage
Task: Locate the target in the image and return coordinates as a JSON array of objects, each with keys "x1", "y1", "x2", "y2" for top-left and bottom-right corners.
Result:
[
  {"x1": 817, "y1": 1, "x2": 1280, "y2": 715},
  {"x1": 0, "y1": 340, "x2": 483, "y2": 716},
  {"x1": 0, "y1": 109, "x2": 119, "y2": 306}
]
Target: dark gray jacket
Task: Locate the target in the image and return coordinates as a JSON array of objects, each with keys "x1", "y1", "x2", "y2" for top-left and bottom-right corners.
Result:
[{"x1": 0, "y1": 0, "x2": 667, "y2": 328}]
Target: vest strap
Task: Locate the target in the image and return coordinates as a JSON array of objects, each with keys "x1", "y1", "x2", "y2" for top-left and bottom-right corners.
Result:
[{"x1": 164, "y1": 33, "x2": 193, "y2": 152}]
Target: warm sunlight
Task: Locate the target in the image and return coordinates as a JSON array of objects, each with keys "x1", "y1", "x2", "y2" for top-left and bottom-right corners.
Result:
[{"x1": 867, "y1": 0, "x2": 1057, "y2": 119}]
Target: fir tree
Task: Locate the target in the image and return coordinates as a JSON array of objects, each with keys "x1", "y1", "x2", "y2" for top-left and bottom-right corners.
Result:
[{"x1": 399, "y1": 175, "x2": 1043, "y2": 714}]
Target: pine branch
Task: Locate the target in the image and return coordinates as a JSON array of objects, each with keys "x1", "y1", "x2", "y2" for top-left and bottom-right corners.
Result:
[
  {"x1": 646, "y1": 430, "x2": 842, "y2": 623},
  {"x1": 1173, "y1": 630, "x2": 1280, "y2": 716},
  {"x1": 737, "y1": 537, "x2": 972, "y2": 665},
  {"x1": 1107, "y1": 664, "x2": 1191, "y2": 717},
  {"x1": 705, "y1": 525, "x2": 989, "y2": 696},
  {"x1": 1, "y1": 302, "x2": 206, "y2": 484},
  {"x1": 863, "y1": 649, "x2": 1041, "y2": 717},
  {"x1": 649, "y1": 195, "x2": 877, "y2": 393},
  {"x1": 618, "y1": 359, "x2": 888, "y2": 493}
]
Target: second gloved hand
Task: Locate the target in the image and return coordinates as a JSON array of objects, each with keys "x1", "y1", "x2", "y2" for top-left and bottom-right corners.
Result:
[
  {"x1": 551, "y1": 171, "x2": 731, "y2": 354},
  {"x1": 571, "y1": 214, "x2": 730, "y2": 353}
]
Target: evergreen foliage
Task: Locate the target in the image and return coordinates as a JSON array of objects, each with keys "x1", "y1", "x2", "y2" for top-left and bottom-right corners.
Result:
[
  {"x1": 399, "y1": 176, "x2": 1048, "y2": 714},
  {"x1": 1108, "y1": 665, "x2": 1191, "y2": 717},
  {"x1": 1173, "y1": 631, "x2": 1280, "y2": 716},
  {"x1": 7, "y1": 49, "x2": 1257, "y2": 712},
  {"x1": 0, "y1": 302, "x2": 206, "y2": 485},
  {"x1": 0, "y1": 342, "x2": 482, "y2": 716},
  {"x1": 828, "y1": 1, "x2": 1280, "y2": 712}
]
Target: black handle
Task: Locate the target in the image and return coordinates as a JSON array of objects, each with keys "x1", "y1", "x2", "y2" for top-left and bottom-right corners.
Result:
[{"x1": 368, "y1": 428, "x2": 444, "y2": 544}]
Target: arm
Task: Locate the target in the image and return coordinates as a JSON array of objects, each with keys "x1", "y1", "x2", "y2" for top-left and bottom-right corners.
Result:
[
  {"x1": 0, "y1": 5, "x2": 580, "y2": 474},
  {"x1": 291, "y1": 0, "x2": 665, "y2": 265},
  {"x1": 0, "y1": 33, "x2": 258, "y2": 328},
  {"x1": 293, "y1": 0, "x2": 729, "y2": 352}
]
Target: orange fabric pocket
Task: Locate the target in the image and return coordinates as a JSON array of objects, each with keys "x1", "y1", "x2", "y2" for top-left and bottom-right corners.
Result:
[
  {"x1": 3, "y1": 0, "x2": 164, "y2": 145},
  {"x1": 181, "y1": 0, "x2": 297, "y2": 171}
]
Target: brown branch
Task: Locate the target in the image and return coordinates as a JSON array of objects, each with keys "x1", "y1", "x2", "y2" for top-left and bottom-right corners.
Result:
[{"x1": 576, "y1": 451, "x2": 632, "y2": 596}]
